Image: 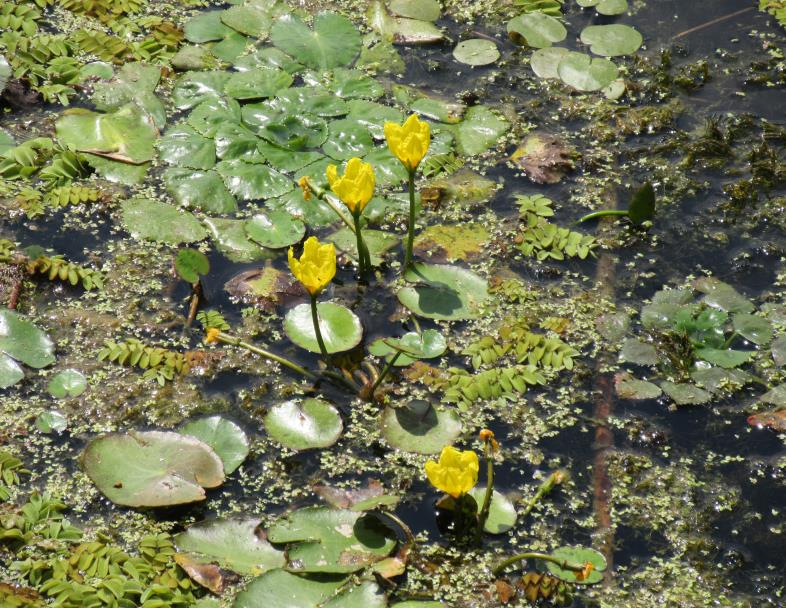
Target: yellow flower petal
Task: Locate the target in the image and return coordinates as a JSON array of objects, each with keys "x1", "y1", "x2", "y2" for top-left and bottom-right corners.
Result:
[
  {"x1": 384, "y1": 113, "x2": 431, "y2": 171},
  {"x1": 424, "y1": 445, "x2": 479, "y2": 498},
  {"x1": 326, "y1": 158, "x2": 375, "y2": 214},
  {"x1": 289, "y1": 236, "x2": 336, "y2": 295}
]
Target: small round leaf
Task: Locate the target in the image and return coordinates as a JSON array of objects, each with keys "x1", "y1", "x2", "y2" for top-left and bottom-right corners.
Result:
[
  {"x1": 47, "y1": 369, "x2": 87, "y2": 399},
  {"x1": 284, "y1": 302, "x2": 363, "y2": 354},
  {"x1": 264, "y1": 398, "x2": 343, "y2": 450},
  {"x1": 453, "y1": 39, "x2": 500, "y2": 66},
  {"x1": 380, "y1": 400, "x2": 462, "y2": 454},
  {"x1": 245, "y1": 210, "x2": 306, "y2": 249}
]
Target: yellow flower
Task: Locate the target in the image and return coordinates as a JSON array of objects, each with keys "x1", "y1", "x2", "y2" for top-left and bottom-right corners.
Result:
[
  {"x1": 384, "y1": 114, "x2": 431, "y2": 171},
  {"x1": 424, "y1": 446, "x2": 479, "y2": 498},
  {"x1": 288, "y1": 236, "x2": 336, "y2": 296},
  {"x1": 326, "y1": 158, "x2": 375, "y2": 214},
  {"x1": 205, "y1": 327, "x2": 221, "y2": 344},
  {"x1": 298, "y1": 175, "x2": 313, "y2": 201}
]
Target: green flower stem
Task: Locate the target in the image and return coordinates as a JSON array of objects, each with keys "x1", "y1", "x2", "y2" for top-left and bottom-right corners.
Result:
[
  {"x1": 310, "y1": 294, "x2": 330, "y2": 361},
  {"x1": 492, "y1": 552, "x2": 587, "y2": 577},
  {"x1": 380, "y1": 510, "x2": 416, "y2": 551},
  {"x1": 476, "y1": 440, "x2": 495, "y2": 542},
  {"x1": 404, "y1": 168, "x2": 417, "y2": 270},
  {"x1": 576, "y1": 209, "x2": 629, "y2": 224},
  {"x1": 352, "y1": 209, "x2": 370, "y2": 280},
  {"x1": 304, "y1": 180, "x2": 356, "y2": 233},
  {"x1": 213, "y1": 332, "x2": 315, "y2": 379},
  {"x1": 520, "y1": 470, "x2": 567, "y2": 519},
  {"x1": 369, "y1": 351, "x2": 403, "y2": 396},
  {"x1": 722, "y1": 331, "x2": 739, "y2": 350}
]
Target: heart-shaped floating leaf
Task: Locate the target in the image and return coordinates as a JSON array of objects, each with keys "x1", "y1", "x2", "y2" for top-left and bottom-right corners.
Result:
[
  {"x1": 323, "y1": 119, "x2": 374, "y2": 160},
  {"x1": 453, "y1": 39, "x2": 500, "y2": 66},
  {"x1": 122, "y1": 198, "x2": 208, "y2": 245},
  {"x1": 389, "y1": 0, "x2": 440, "y2": 21},
  {"x1": 659, "y1": 381, "x2": 711, "y2": 405},
  {"x1": 221, "y1": 4, "x2": 273, "y2": 38},
  {"x1": 530, "y1": 47, "x2": 571, "y2": 79},
  {"x1": 0, "y1": 310, "x2": 56, "y2": 384},
  {"x1": 217, "y1": 160, "x2": 293, "y2": 201},
  {"x1": 235, "y1": 570, "x2": 386, "y2": 608},
  {"x1": 397, "y1": 263, "x2": 488, "y2": 321},
  {"x1": 36, "y1": 410, "x2": 68, "y2": 434},
  {"x1": 380, "y1": 400, "x2": 462, "y2": 454},
  {"x1": 178, "y1": 416, "x2": 249, "y2": 474},
  {"x1": 81, "y1": 431, "x2": 225, "y2": 507},
  {"x1": 327, "y1": 228, "x2": 399, "y2": 266},
  {"x1": 188, "y1": 97, "x2": 242, "y2": 137},
  {"x1": 264, "y1": 398, "x2": 343, "y2": 450},
  {"x1": 271, "y1": 12, "x2": 361, "y2": 71},
  {"x1": 733, "y1": 313, "x2": 772, "y2": 346},
  {"x1": 468, "y1": 487, "x2": 517, "y2": 534},
  {"x1": 546, "y1": 546, "x2": 606, "y2": 584},
  {"x1": 580, "y1": 24, "x2": 643, "y2": 57},
  {"x1": 694, "y1": 278, "x2": 755, "y2": 314},
  {"x1": 164, "y1": 168, "x2": 237, "y2": 214},
  {"x1": 175, "y1": 518, "x2": 284, "y2": 575},
  {"x1": 368, "y1": 329, "x2": 447, "y2": 366},
  {"x1": 204, "y1": 217, "x2": 270, "y2": 263},
  {"x1": 614, "y1": 373, "x2": 662, "y2": 400},
  {"x1": 328, "y1": 68, "x2": 384, "y2": 101},
  {"x1": 578, "y1": 0, "x2": 628, "y2": 15},
  {"x1": 269, "y1": 189, "x2": 336, "y2": 227},
  {"x1": 284, "y1": 303, "x2": 363, "y2": 354},
  {"x1": 158, "y1": 126, "x2": 216, "y2": 170},
  {"x1": 172, "y1": 71, "x2": 231, "y2": 110},
  {"x1": 557, "y1": 52, "x2": 618, "y2": 92},
  {"x1": 245, "y1": 210, "x2": 305, "y2": 249},
  {"x1": 454, "y1": 105, "x2": 508, "y2": 156},
  {"x1": 224, "y1": 67, "x2": 293, "y2": 100},
  {"x1": 184, "y1": 11, "x2": 232, "y2": 43},
  {"x1": 267, "y1": 507, "x2": 397, "y2": 573},
  {"x1": 47, "y1": 369, "x2": 87, "y2": 399},
  {"x1": 258, "y1": 113, "x2": 329, "y2": 151},
  {"x1": 175, "y1": 248, "x2": 210, "y2": 284},
  {"x1": 507, "y1": 12, "x2": 567, "y2": 48},
  {"x1": 314, "y1": 480, "x2": 400, "y2": 511}
]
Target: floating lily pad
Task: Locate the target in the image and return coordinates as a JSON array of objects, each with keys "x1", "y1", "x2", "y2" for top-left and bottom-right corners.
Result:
[
  {"x1": 694, "y1": 278, "x2": 755, "y2": 314},
  {"x1": 91, "y1": 62, "x2": 165, "y2": 128},
  {"x1": 213, "y1": 123, "x2": 263, "y2": 162},
  {"x1": 733, "y1": 314, "x2": 772, "y2": 346},
  {"x1": 530, "y1": 47, "x2": 571, "y2": 79},
  {"x1": 413, "y1": 223, "x2": 489, "y2": 263},
  {"x1": 507, "y1": 13, "x2": 567, "y2": 48},
  {"x1": 179, "y1": 416, "x2": 249, "y2": 475},
  {"x1": 204, "y1": 217, "x2": 270, "y2": 262},
  {"x1": 389, "y1": 0, "x2": 440, "y2": 21},
  {"x1": 328, "y1": 68, "x2": 384, "y2": 100},
  {"x1": 258, "y1": 113, "x2": 329, "y2": 151},
  {"x1": 172, "y1": 71, "x2": 230, "y2": 109},
  {"x1": 0, "y1": 310, "x2": 55, "y2": 388},
  {"x1": 211, "y1": 31, "x2": 249, "y2": 63},
  {"x1": 580, "y1": 24, "x2": 643, "y2": 57},
  {"x1": 221, "y1": 4, "x2": 273, "y2": 38},
  {"x1": 225, "y1": 67, "x2": 293, "y2": 100},
  {"x1": 47, "y1": 369, "x2": 87, "y2": 399},
  {"x1": 578, "y1": 0, "x2": 628, "y2": 15},
  {"x1": 35, "y1": 410, "x2": 68, "y2": 434},
  {"x1": 188, "y1": 97, "x2": 242, "y2": 137},
  {"x1": 323, "y1": 119, "x2": 374, "y2": 160},
  {"x1": 176, "y1": 518, "x2": 284, "y2": 575},
  {"x1": 184, "y1": 11, "x2": 232, "y2": 43},
  {"x1": 660, "y1": 381, "x2": 711, "y2": 406},
  {"x1": 121, "y1": 198, "x2": 208, "y2": 245},
  {"x1": 327, "y1": 228, "x2": 398, "y2": 266},
  {"x1": 268, "y1": 506, "x2": 397, "y2": 573},
  {"x1": 557, "y1": 52, "x2": 618, "y2": 92},
  {"x1": 264, "y1": 398, "x2": 343, "y2": 450},
  {"x1": 380, "y1": 400, "x2": 462, "y2": 454},
  {"x1": 468, "y1": 487, "x2": 517, "y2": 534},
  {"x1": 258, "y1": 140, "x2": 324, "y2": 172},
  {"x1": 268, "y1": 189, "x2": 336, "y2": 226},
  {"x1": 614, "y1": 373, "x2": 662, "y2": 400},
  {"x1": 217, "y1": 159, "x2": 293, "y2": 200},
  {"x1": 314, "y1": 480, "x2": 400, "y2": 511},
  {"x1": 175, "y1": 249, "x2": 209, "y2": 284},
  {"x1": 368, "y1": 329, "x2": 447, "y2": 366},
  {"x1": 245, "y1": 210, "x2": 305, "y2": 249},
  {"x1": 158, "y1": 126, "x2": 216, "y2": 170},
  {"x1": 453, "y1": 39, "x2": 500, "y2": 66},
  {"x1": 271, "y1": 13, "x2": 361, "y2": 70},
  {"x1": 165, "y1": 168, "x2": 237, "y2": 214},
  {"x1": 694, "y1": 348, "x2": 751, "y2": 369},
  {"x1": 235, "y1": 570, "x2": 386, "y2": 608},
  {"x1": 273, "y1": 87, "x2": 349, "y2": 117},
  {"x1": 619, "y1": 338, "x2": 658, "y2": 366},
  {"x1": 234, "y1": 47, "x2": 304, "y2": 75},
  {"x1": 284, "y1": 303, "x2": 363, "y2": 354},
  {"x1": 691, "y1": 367, "x2": 750, "y2": 392},
  {"x1": 454, "y1": 105, "x2": 508, "y2": 156},
  {"x1": 398, "y1": 263, "x2": 488, "y2": 321},
  {"x1": 81, "y1": 431, "x2": 225, "y2": 507},
  {"x1": 546, "y1": 546, "x2": 606, "y2": 585}
]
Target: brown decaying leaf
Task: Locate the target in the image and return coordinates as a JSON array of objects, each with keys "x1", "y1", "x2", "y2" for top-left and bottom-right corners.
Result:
[
  {"x1": 510, "y1": 132, "x2": 576, "y2": 184},
  {"x1": 174, "y1": 553, "x2": 235, "y2": 594},
  {"x1": 224, "y1": 265, "x2": 305, "y2": 310},
  {"x1": 747, "y1": 409, "x2": 786, "y2": 431},
  {"x1": 313, "y1": 479, "x2": 385, "y2": 509},
  {"x1": 495, "y1": 579, "x2": 516, "y2": 603}
]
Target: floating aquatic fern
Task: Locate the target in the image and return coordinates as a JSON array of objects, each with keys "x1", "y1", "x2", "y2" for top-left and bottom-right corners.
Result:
[
  {"x1": 197, "y1": 309, "x2": 230, "y2": 331},
  {"x1": 760, "y1": 0, "x2": 786, "y2": 28},
  {"x1": 516, "y1": 194, "x2": 597, "y2": 260},
  {"x1": 0, "y1": 450, "x2": 29, "y2": 502},
  {"x1": 443, "y1": 365, "x2": 547, "y2": 408},
  {"x1": 28, "y1": 255, "x2": 104, "y2": 290},
  {"x1": 98, "y1": 338, "x2": 191, "y2": 384}
]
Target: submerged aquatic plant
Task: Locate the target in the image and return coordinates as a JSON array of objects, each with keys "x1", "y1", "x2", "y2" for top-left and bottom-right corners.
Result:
[{"x1": 384, "y1": 114, "x2": 431, "y2": 269}]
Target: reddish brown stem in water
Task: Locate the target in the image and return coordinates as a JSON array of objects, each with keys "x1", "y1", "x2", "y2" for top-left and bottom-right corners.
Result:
[
  {"x1": 185, "y1": 281, "x2": 202, "y2": 327},
  {"x1": 7, "y1": 277, "x2": 22, "y2": 310},
  {"x1": 673, "y1": 7, "x2": 754, "y2": 40}
]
